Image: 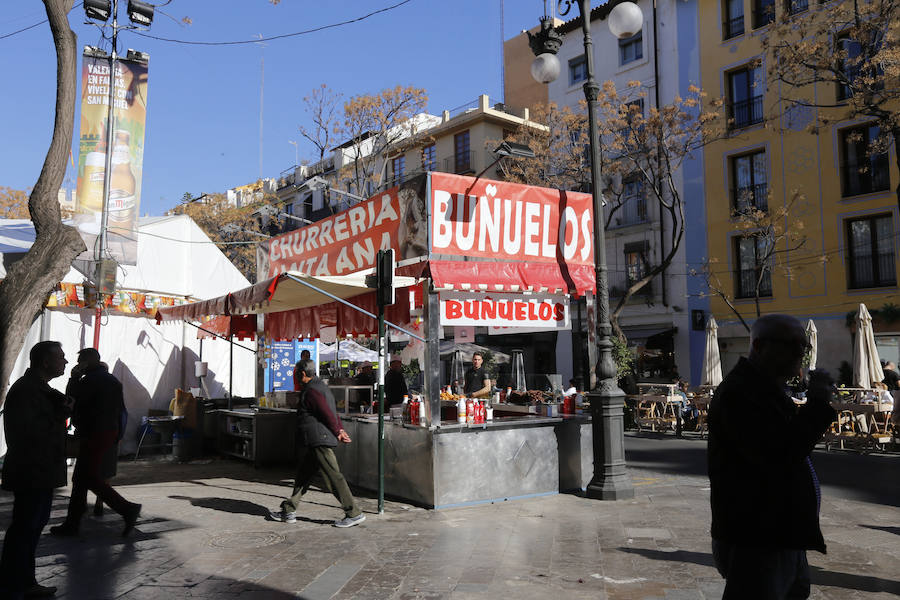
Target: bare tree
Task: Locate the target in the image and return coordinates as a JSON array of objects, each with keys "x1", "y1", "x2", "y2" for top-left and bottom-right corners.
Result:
[
  {"x1": 693, "y1": 192, "x2": 808, "y2": 332},
  {"x1": 762, "y1": 0, "x2": 900, "y2": 209},
  {"x1": 0, "y1": 0, "x2": 86, "y2": 404},
  {"x1": 298, "y1": 84, "x2": 342, "y2": 163},
  {"x1": 501, "y1": 83, "x2": 725, "y2": 340},
  {"x1": 337, "y1": 85, "x2": 428, "y2": 198}
]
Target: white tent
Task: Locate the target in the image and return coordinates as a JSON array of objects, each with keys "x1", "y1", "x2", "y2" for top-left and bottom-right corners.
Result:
[
  {"x1": 319, "y1": 340, "x2": 378, "y2": 363},
  {"x1": 1, "y1": 215, "x2": 256, "y2": 455}
]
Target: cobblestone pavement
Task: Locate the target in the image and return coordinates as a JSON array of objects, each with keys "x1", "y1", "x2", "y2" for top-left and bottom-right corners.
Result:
[{"x1": 1, "y1": 437, "x2": 898, "y2": 599}]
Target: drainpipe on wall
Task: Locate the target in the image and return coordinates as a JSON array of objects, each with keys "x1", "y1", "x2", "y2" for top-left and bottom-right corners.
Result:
[{"x1": 652, "y1": 0, "x2": 668, "y2": 307}]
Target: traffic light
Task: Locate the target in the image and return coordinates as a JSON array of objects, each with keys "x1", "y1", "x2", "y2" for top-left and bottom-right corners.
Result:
[{"x1": 365, "y1": 249, "x2": 395, "y2": 308}]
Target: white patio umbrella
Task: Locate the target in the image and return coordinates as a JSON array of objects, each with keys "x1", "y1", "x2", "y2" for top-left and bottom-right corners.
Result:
[
  {"x1": 852, "y1": 303, "x2": 884, "y2": 388},
  {"x1": 702, "y1": 317, "x2": 723, "y2": 387},
  {"x1": 805, "y1": 319, "x2": 818, "y2": 371}
]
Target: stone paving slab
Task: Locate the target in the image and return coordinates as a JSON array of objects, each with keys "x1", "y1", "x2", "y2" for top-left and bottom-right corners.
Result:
[{"x1": 0, "y1": 452, "x2": 897, "y2": 599}]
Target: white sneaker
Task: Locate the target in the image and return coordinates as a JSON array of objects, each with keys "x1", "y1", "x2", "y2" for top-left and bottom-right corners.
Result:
[
  {"x1": 269, "y1": 509, "x2": 296, "y2": 523},
  {"x1": 333, "y1": 514, "x2": 366, "y2": 528}
]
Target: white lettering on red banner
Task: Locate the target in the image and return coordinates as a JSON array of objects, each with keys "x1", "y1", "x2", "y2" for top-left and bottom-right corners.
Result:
[
  {"x1": 439, "y1": 291, "x2": 570, "y2": 329},
  {"x1": 429, "y1": 172, "x2": 593, "y2": 265}
]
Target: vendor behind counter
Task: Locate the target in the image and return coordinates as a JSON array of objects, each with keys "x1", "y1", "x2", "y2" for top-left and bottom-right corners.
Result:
[{"x1": 464, "y1": 352, "x2": 491, "y2": 398}]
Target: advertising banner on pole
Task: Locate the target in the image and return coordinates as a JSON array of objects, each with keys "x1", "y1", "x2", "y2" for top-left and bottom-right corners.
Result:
[
  {"x1": 264, "y1": 339, "x2": 318, "y2": 392},
  {"x1": 74, "y1": 49, "x2": 149, "y2": 266},
  {"x1": 429, "y1": 172, "x2": 594, "y2": 266}
]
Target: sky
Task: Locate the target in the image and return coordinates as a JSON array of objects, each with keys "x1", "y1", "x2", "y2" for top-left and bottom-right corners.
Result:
[{"x1": 0, "y1": 0, "x2": 548, "y2": 217}]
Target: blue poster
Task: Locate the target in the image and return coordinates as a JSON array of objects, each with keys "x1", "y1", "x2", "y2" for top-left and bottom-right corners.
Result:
[{"x1": 264, "y1": 339, "x2": 318, "y2": 392}]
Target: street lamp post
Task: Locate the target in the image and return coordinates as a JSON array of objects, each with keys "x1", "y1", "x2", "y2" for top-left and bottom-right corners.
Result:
[{"x1": 528, "y1": 0, "x2": 642, "y2": 500}]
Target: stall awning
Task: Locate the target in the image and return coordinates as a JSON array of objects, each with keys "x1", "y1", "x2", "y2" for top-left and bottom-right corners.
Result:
[
  {"x1": 429, "y1": 260, "x2": 594, "y2": 295},
  {"x1": 197, "y1": 315, "x2": 258, "y2": 341}
]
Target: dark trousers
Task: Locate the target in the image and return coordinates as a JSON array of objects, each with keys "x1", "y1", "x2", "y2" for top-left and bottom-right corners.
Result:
[
  {"x1": 0, "y1": 488, "x2": 53, "y2": 596},
  {"x1": 281, "y1": 445, "x2": 360, "y2": 518},
  {"x1": 65, "y1": 429, "x2": 132, "y2": 524},
  {"x1": 713, "y1": 539, "x2": 811, "y2": 599}
]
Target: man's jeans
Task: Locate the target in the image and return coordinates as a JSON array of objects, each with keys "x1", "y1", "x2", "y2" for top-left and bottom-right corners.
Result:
[
  {"x1": 281, "y1": 445, "x2": 360, "y2": 518},
  {"x1": 713, "y1": 539, "x2": 811, "y2": 599}
]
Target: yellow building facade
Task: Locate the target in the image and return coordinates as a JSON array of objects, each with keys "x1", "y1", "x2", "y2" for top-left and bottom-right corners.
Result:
[{"x1": 699, "y1": 0, "x2": 899, "y2": 374}]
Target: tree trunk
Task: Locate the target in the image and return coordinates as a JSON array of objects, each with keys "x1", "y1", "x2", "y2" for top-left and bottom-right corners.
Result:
[{"x1": 0, "y1": 0, "x2": 85, "y2": 405}]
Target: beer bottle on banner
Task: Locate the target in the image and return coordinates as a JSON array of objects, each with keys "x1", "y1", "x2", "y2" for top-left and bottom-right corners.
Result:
[
  {"x1": 107, "y1": 130, "x2": 137, "y2": 233},
  {"x1": 77, "y1": 129, "x2": 107, "y2": 231}
]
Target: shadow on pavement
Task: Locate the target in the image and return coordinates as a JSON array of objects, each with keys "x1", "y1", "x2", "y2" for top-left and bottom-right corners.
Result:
[
  {"x1": 860, "y1": 524, "x2": 900, "y2": 536},
  {"x1": 169, "y1": 495, "x2": 270, "y2": 517},
  {"x1": 617, "y1": 547, "x2": 715, "y2": 568},
  {"x1": 810, "y1": 566, "x2": 900, "y2": 595},
  {"x1": 618, "y1": 546, "x2": 900, "y2": 596}
]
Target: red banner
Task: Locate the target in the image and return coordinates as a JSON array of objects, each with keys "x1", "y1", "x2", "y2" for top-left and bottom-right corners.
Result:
[
  {"x1": 261, "y1": 177, "x2": 427, "y2": 279},
  {"x1": 429, "y1": 172, "x2": 594, "y2": 265}
]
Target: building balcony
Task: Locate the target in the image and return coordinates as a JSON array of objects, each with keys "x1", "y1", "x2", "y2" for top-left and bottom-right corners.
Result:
[{"x1": 728, "y1": 96, "x2": 764, "y2": 129}]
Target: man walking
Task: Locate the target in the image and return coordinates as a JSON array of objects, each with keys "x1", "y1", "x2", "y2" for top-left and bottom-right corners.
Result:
[
  {"x1": 270, "y1": 359, "x2": 365, "y2": 527},
  {"x1": 708, "y1": 314, "x2": 836, "y2": 599},
  {"x1": 50, "y1": 348, "x2": 140, "y2": 538},
  {"x1": 0, "y1": 341, "x2": 70, "y2": 599}
]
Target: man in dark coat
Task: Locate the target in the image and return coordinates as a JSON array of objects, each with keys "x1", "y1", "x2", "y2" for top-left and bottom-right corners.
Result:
[
  {"x1": 269, "y1": 359, "x2": 364, "y2": 527},
  {"x1": 50, "y1": 348, "x2": 140, "y2": 538},
  {"x1": 0, "y1": 341, "x2": 70, "y2": 599},
  {"x1": 383, "y1": 358, "x2": 408, "y2": 407},
  {"x1": 708, "y1": 314, "x2": 836, "y2": 599}
]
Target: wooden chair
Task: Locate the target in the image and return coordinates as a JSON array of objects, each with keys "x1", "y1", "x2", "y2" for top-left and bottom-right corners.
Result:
[{"x1": 692, "y1": 397, "x2": 710, "y2": 438}]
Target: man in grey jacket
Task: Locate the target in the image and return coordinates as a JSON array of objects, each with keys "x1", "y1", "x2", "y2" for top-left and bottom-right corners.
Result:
[{"x1": 269, "y1": 359, "x2": 364, "y2": 528}]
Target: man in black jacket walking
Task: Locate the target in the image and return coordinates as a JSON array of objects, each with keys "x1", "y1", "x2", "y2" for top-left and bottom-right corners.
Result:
[
  {"x1": 708, "y1": 314, "x2": 836, "y2": 599},
  {"x1": 270, "y1": 359, "x2": 364, "y2": 527},
  {"x1": 50, "y1": 348, "x2": 140, "y2": 538},
  {"x1": 0, "y1": 341, "x2": 70, "y2": 599}
]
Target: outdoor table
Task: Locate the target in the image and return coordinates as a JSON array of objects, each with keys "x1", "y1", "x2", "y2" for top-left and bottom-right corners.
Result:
[{"x1": 633, "y1": 383, "x2": 683, "y2": 434}]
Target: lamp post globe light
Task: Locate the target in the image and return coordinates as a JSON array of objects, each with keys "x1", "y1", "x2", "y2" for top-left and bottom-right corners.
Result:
[{"x1": 529, "y1": 0, "x2": 642, "y2": 501}]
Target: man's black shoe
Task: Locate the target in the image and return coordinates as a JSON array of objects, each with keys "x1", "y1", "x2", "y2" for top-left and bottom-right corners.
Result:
[
  {"x1": 122, "y1": 503, "x2": 141, "y2": 536},
  {"x1": 49, "y1": 523, "x2": 78, "y2": 537}
]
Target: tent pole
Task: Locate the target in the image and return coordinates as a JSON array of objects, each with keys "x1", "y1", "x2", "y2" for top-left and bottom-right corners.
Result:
[
  {"x1": 229, "y1": 333, "x2": 233, "y2": 410},
  {"x1": 93, "y1": 305, "x2": 102, "y2": 350}
]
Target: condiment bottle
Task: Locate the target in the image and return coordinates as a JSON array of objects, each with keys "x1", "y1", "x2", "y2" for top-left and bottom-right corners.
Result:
[{"x1": 457, "y1": 397, "x2": 466, "y2": 424}]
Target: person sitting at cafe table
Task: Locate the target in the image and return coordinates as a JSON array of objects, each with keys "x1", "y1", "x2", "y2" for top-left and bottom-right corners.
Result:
[
  {"x1": 881, "y1": 360, "x2": 899, "y2": 391},
  {"x1": 463, "y1": 352, "x2": 491, "y2": 398}
]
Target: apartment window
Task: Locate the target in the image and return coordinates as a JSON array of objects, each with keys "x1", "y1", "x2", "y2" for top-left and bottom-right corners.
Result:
[
  {"x1": 302, "y1": 193, "x2": 313, "y2": 219},
  {"x1": 847, "y1": 215, "x2": 896, "y2": 289},
  {"x1": 391, "y1": 155, "x2": 405, "y2": 184},
  {"x1": 619, "y1": 32, "x2": 643, "y2": 65},
  {"x1": 454, "y1": 130, "x2": 471, "y2": 173},
  {"x1": 840, "y1": 124, "x2": 890, "y2": 197},
  {"x1": 753, "y1": 0, "x2": 775, "y2": 28},
  {"x1": 422, "y1": 144, "x2": 436, "y2": 171},
  {"x1": 785, "y1": 0, "x2": 808, "y2": 15},
  {"x1": 616, "y1": 178, "x2": 648, "y2": 226},
  {"x1": 731, "y1": 150, "x2": 768, "y2": 213},
  {"x1": 625, "y1": 241, "x2": 651, "y2": 293},
  {"x1": 569, "y1": 55, "x2": 587, "y2": 85},
  {"x1": 728, "y1": 65, "x2": 764, "y2": 129},
  {"x1": 734, "y1": 235, "x2": 773, "y2": 298},
  {"x1": 723, "y1": 0, "x2": 744, "y2": 39},
  {"x1": 837, "y1": 36, "x2": 862, "y2": 101}
]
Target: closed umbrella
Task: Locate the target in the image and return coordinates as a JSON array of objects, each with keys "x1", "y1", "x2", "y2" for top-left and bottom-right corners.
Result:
[
  {"x1": 450, "y1": 349, "x2": 465, "y2": 389},
  {"x1": 702, "y1": 317, "x2": 723, "y2": 387},
  {"x1": 852, "y1": 303, "x2": 884, "y2": 388},
  {"x1": 805, "y1": 319, "x2": 818, "y2": 371}
]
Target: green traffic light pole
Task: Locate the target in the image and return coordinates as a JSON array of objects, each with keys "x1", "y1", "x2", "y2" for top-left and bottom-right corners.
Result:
[{"x1": 376, "y1": 299, "x2": 386, "y2": 514}]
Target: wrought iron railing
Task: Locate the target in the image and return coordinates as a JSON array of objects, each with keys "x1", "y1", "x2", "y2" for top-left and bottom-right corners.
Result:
[{"x1": 728, "y1": 95, "x2": 764, "y2": 129}]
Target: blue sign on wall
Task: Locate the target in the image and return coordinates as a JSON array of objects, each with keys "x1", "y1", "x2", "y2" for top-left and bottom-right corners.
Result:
[{"x1": 264, "y1": 339, "x2": 318, "y2": 392}]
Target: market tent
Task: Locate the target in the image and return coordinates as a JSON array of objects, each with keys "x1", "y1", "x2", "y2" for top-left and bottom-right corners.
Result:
[
  {"x1": 319, "y1": 340, "x2": 378, "y2": 363},
  {"x1": 1, "y1": 215, "x2": 256, "y2": 456},
  {"x1": 157, "y1": 271, "x2": 418, "y2": 340},
  {"x1": 805, "y1": 319, "x2": 818, "y2": 371},
  {"x1": 702, "y1": 317, "x2": 723, "y2": 387},
  {"x1": 852, "y1": 303, "x2": 883, "y2": 388}
]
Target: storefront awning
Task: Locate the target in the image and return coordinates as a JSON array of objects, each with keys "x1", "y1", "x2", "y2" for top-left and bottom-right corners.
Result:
[
  {"x1": 429, "y1": 260, "x2": 594, "y2": 295},
  {"x1": 197, "y1": 314, "x2": 258, "y2": 341}
]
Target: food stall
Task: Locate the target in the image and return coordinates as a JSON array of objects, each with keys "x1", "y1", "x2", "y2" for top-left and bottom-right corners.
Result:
[{"x1": 158, "y1": 172, "x2": 600, "y2": 507}]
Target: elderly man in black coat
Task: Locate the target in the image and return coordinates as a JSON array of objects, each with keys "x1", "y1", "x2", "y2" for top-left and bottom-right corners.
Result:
[
  {"x1": 0, "y1": 341, "x2": 70, "y2": 599},
  {"x1": 50, "y1": 348, "x2": 140, "y2": 538},
  {"x1": 708, "y1": 314, "x2": 836, "y2": 599}
]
